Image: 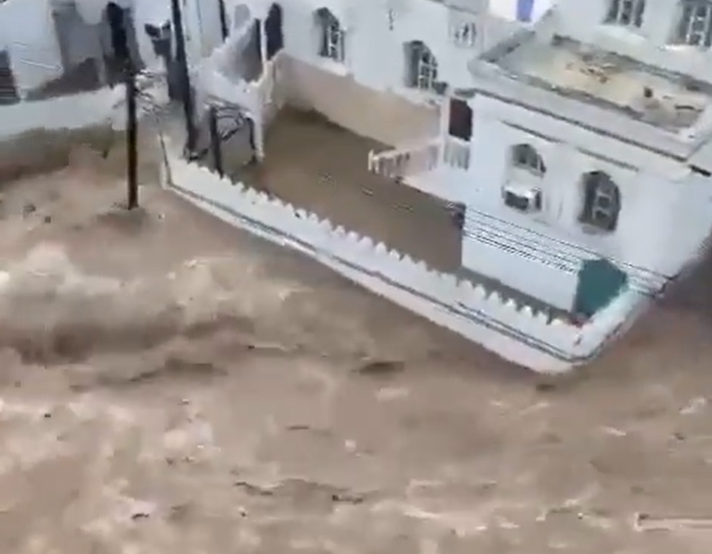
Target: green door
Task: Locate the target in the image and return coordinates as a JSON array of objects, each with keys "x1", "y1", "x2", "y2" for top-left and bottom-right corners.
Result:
[{"x1": 574, "y1": 258, "x2": 628, "y2": 318}]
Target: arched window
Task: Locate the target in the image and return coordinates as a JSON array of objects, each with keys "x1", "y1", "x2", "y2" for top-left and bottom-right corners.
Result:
[
  {"x1": 511, "y1": 144, "x2": 546, "y2": 176},
  {"x1": 315, "y1": 8, "x2": 344, "y2": 62},
  {"x1": 404, "y1": 40, "x2": 438, "y2": 92},
  {"x1": 580, "y1": 171, "x2": 621, "y2": 231}
]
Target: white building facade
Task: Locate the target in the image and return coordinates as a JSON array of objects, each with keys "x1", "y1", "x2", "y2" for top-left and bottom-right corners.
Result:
[
  {"x1": 187, "y1": 0, "x2": 712, "y2": 370},
  {"x1": 13, "y1": 0, "x2": 709, "y2": 372},
  {"x1": 369, "y1": 0, "x2": 712, "y2": 320}
]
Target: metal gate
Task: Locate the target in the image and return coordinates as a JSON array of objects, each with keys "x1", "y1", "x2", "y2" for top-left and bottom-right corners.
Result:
[{"x1": 574, "y1": 258, "x2": 628, "y2": 318}]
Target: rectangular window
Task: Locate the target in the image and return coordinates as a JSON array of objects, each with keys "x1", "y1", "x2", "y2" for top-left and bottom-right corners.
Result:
[
  {"x1": 321, "y1": 21, "x2": 344, "y2": 62},
  {"x1": 677, "y1": 1, "x2": 712, "y2": 47},
  {"x1": 606, "y1": 0, "x2": 646, "y2": 28}
]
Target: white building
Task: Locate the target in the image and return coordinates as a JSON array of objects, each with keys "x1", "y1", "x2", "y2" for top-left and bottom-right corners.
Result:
[
  {"x1": 183, "y1": 0, "x2": 712, "y2": 370},
  {"x1": 371, "y1": 0, "x2": 712, "y2": 317},
  {"x1": 0, "y1": 0, "x2": 179, "y2": 99},
  {"x1": 9, "y1": 0, "x2": 710, "y2": 372}
]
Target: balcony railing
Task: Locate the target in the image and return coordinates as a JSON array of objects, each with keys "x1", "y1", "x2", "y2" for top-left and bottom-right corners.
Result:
[
  {"x1": 367, "y1": 139, "x2": 439, "y2": 179},
  {"x1": 442, "y1": 136, "x2": 470, "y2": 170},
  {"x1": 368, "y1": 135, "x2": 471, "y2": 180}
]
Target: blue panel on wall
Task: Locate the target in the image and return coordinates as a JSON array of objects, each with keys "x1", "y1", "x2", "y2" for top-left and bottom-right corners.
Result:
[{"x1": 516, "y1": 0, "x2": 535, "y2": 22}]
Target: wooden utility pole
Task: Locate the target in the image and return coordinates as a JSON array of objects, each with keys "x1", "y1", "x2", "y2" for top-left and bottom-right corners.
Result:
[{"x1": 170, "y1": 0, "x2": 197, "y2": 154}]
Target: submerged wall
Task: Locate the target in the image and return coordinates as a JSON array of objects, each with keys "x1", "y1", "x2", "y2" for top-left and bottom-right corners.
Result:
[
  {"x1": 164, "y1": 149, "x2": 648, "y2": 373},
  {"x1": 0, "y1": 87, "x2": 125, "y2": 140}
]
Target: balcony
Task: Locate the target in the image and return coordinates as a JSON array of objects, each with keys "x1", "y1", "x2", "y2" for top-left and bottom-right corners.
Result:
[{"x1": 367, "y1": 136, "x2": 471, "y2": 202}]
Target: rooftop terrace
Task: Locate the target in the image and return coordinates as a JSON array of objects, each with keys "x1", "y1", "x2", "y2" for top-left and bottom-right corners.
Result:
[{"x1": 489, "y1": 35, "x2": 712, "y2": 132}]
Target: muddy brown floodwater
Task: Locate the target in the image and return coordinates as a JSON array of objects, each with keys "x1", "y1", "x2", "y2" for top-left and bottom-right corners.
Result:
[{"x1": 0, "y1": 152, "x2": 712, "y2": 554}]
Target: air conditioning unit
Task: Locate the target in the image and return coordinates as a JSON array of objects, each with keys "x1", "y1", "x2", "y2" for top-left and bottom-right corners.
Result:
[{"x1": 503, "y1": 184, "x2": 541, "y2": 212}]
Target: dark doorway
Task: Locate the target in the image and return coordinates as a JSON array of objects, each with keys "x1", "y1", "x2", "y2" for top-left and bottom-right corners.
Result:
[
  {"x1": 0, "y1": 50, "x2": 19, "y2": 105},
  {"x1": 265, "y1": 3, "x2": 284, "y2": 60},
  {"x1": 448, "y1": 98, "x2": 472, "y2": 141}
]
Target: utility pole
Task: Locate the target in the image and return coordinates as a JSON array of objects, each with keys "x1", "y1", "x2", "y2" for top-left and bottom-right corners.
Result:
[
  {"x1": 208, "y1": 106, "x2": 224, "y2": 176},
  {"x1": 170, "y1": 0, "x2": 197, "y2": 154},
  {"x1": 218, "y1": 0, "x2": 228, "y2": 41},
  {"x1": 126, "y1": 63, "x2": 139, "y2": 209},
  {"x1": 107, "y1": 2, "x2": 139, "y2": 210}
]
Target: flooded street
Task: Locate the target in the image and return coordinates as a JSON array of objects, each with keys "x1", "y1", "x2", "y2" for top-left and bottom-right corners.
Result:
[{"x1": 0, "y1": 155, "x2": 711, "y2": 554}]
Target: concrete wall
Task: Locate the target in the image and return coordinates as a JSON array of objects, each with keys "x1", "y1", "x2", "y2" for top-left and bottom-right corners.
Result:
[
  {"x1": 276, "y1": 0, "x2": 519, "y2": 97},
  {"x1": 460, "y1": 94, "x2": 712, "y2": 293},
  {"x1": 164, "y1": 148, "x2": 649, "y2": 373},
  {"x1": 0, "y1": 0, "x2": 64, "y2": 95},
  {"x1": 0, "y1": 87, "x2": 125, "y2": 140},
  {"x1": 279, "y1": 56, "x2": 439, "y2": 146}
]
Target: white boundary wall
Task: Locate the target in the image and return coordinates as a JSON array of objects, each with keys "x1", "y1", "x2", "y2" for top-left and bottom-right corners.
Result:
[
  {"x1": 0, "y1": 87, "x2": 126, "y2": 140},
  {"x1": 164, "y1": 150, "x2": 650, "y2": 373}
]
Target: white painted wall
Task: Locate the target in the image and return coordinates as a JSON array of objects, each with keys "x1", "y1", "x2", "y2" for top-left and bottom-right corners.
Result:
[
  {"x1": 0, "y1": 0, "x2": 63, "y2": 96},
  {"x1": 0, "y1": 86, "x2": 125, "y2": 139},
  {"x1": 213, "y1": 0, "x2": 525, "y2": 108},
  {"x1": 459, "y1": 93, "x2": 712, "y2": 303},
  {"x1": 163, "y1": 148, "x2": 650, "y2": 373}
]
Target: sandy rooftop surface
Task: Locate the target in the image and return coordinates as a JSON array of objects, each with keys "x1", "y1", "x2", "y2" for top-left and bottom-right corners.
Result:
[{"x1": 0, "y1": 150, "x2": 711, "y2": 554}]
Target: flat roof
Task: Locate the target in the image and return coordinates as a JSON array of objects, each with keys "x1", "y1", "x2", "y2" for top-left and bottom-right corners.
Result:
[{"x1": 487, "y1": 35, "x2": 712, "y2": 132}]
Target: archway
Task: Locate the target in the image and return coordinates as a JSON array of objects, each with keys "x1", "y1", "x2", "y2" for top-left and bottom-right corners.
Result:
[{"x1": 265, "y1": 3, "x2": 283, "y2": 60}]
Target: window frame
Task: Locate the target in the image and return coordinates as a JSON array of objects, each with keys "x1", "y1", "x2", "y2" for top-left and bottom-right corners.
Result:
[
  {"x1": 511, "y1": 144, "x2": 547, "y2": 177},
  {"x1": 676, "y1": 0, "x2": 712, "y2": 48},
  {"x1": 580, "y1": 171, "x2": 621, "y2": 232},
  {"x1": 406, "y1": 41, "x2": 439, "y2": 92},
  {"x1": 605, "y1": 0, "x2": 646, "y2": 28},
  {"x1": 317, "y1": 9, "x2": 345, "y2": 62}
]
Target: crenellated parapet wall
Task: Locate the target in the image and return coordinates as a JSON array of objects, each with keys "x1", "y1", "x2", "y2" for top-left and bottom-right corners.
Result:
[{"x1": 164, "y1": 151, "x2": 648, "y2": 372}]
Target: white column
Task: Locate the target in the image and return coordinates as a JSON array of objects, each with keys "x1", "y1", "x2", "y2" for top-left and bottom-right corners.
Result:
[
  {"x1": 259, "y1": 18, "x2": 267, "y2": 67},
  {"x1": 253, "y1": 115, "x2": 265, "y2": 160},
  {"x1": 439, "y1": 95, "x2": 450, "y2": 164}
]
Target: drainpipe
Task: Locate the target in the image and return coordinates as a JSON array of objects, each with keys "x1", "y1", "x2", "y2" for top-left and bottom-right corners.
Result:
[{"x1": 170, "y1": 0, "x2": 197, "y2": 154}]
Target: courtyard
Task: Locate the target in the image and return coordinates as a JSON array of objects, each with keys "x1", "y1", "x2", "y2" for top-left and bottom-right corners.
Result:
[{"x1": 211, "y1": 106, "x2": 463, "y2": 273}]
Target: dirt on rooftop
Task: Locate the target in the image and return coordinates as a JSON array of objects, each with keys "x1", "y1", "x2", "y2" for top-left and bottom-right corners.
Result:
[{"x1": 0, "y1": 139, "x2": 711, "y2": 554}]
